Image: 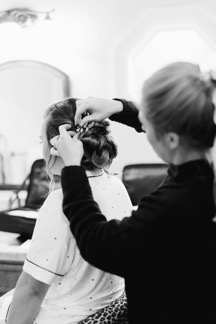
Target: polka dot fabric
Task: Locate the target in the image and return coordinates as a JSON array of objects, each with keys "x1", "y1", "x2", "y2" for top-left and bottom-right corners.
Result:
[
  {"x1": 22, "y1": 172, "x2": 133, "y2": 324},
  {"x1": 78, "y1": 291, "x2": 128, "y2": 324}
]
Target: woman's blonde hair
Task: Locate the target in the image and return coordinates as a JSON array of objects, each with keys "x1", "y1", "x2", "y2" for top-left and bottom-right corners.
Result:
[{"x1": 142, "y1": 62, "x2": 216, "y2": 149}]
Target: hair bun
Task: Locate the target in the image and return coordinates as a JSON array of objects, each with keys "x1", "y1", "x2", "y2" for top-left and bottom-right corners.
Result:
[
  {"x1": 80, "y1": 120, "x2": 117, "y2": 170},
  {"x1": 45, "y1": 98, "x2": 117, "y2": 172},
  {"x1": 87, "y1": 120, "x2": 110, "y2": 136}
]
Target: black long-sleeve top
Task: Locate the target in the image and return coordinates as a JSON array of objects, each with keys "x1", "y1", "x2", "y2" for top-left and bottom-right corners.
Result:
[{"x1": 61, "y1": 100, "x2": 216, "y2": 323}]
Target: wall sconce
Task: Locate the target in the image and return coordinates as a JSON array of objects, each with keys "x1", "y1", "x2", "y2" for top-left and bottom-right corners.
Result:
[{"x1": 0, "y1": 8, "x2": 54, "y2": 28}]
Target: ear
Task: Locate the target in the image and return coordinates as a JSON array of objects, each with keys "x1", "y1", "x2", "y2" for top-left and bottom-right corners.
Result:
[{"x1": 163, "y1": 132, "x2": 180, "y2": 150}]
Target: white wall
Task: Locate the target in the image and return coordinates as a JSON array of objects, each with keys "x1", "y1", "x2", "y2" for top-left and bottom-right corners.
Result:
[
  {"x1": 110, "y1": 2, "x2": 216, "y2": 173},
  {"x1": 1, "y1": 0, "x2": 216, "y2": 182}
]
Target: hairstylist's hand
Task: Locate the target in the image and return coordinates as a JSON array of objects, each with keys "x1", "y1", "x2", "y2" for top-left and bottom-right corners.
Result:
[
  {"x1": 50, "y1": 124, "x2": 84, "y2": 166},
  {"x1": 75, "y1": 97, "x2": 123, "y2": 126}
]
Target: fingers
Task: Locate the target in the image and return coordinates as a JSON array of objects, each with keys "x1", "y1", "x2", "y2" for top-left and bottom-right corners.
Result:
[
  {"x1": 72, "y1": 133, "x2": 80, "y2": 141},
  {"x1": 50, "y1": 146, "x2": 60, "y2": 156},
  {"x1": 50, "y1": 131, "x2": 75, "y2": 148},
  {"x1": 50, "y1": 125, "x2": 76, "y2": 153},
  {"x1": 68, "y1": 131, "x2": 76, "y2": 137},
  {"x1": 75, "y1": 99, "x2": 92, "y2": 125},
  {"x1": 58, "y1": 124, "x2": 71, "y2": 135},
  {"x1": 50, "y1": 135, "x2": 59, "y2": 147},
  {"x1": 79, "y1": 115, "x2": 95, "y2": 127},
  {"x1": 75, "y1": 100, "x2": 85, "y2": 125}
]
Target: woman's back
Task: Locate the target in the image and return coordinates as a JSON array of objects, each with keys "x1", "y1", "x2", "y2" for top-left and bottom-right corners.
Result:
[
  {"x1": 122, "y1": 159, "x2": 216, "y2": 323},
  {"x1": 23, "y1": 171, "x2": 132, "y2": 324}
]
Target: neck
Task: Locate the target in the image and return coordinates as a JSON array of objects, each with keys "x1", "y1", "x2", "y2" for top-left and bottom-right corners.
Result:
[
  {"x1": 86, "y1": 168, "x2": 104, "y2": 177},
  {"x1": 171, "y1": 147, "x2": 208, "y2": 165}
]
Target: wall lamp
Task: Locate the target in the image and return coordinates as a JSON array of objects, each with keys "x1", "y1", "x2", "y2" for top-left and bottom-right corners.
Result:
[{"x1": 0, "y1": 8, "x2": 55, "y2": 28}]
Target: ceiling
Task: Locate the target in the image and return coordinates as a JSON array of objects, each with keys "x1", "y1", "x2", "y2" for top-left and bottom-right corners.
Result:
[{"x1": 1, "y1": 0, "x2": 215, "y2": 53}]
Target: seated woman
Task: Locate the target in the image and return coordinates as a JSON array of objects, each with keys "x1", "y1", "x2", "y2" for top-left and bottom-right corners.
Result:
[{"x1": 0, "y1": 98, "x2": 132, "y2": 324}]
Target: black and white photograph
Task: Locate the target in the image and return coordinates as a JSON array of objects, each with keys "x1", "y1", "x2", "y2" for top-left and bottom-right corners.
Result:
[{"x1": 0, "y1": 0, "x2": 216, "y2": 323}]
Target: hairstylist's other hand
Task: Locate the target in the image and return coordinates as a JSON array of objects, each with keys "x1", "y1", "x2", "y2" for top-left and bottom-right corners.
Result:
[
  {"x1": 50, "y1": 124, "x2": 84, "y2": 166},
  {"x1": 75, "y1": 97, "x2": 123, "y2": 127}
]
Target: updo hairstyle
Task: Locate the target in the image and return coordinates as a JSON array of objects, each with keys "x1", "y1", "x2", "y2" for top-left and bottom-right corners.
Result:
[{"x1": 44, "y1": 98, "x2": 117, "y2": 171}]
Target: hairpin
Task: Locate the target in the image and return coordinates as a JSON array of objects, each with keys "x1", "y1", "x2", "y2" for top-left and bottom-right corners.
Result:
[{"x1": 76, "y1": 121, "x2": 96, "y2": 138}]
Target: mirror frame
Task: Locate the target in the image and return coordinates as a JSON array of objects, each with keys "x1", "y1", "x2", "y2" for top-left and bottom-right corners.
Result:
[
  {"x1": 0, "y1": 60, "x2": 71, "y2": 190},
  {"x1": 0, "y1": 60, "x2": 70, "y2": 97}
]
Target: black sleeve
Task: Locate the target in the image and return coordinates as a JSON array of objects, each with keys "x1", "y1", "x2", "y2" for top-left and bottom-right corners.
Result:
[
  {"x1": 109, "y1": 98, "x2": 144, "y2": 133},
  {"x1": 61, "y1": 165, "x2": 168, "y2": 277}
]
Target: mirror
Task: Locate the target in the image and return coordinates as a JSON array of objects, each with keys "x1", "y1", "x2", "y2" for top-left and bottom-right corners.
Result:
[{"x1": 0, "y1": 60, "x2": 70, "y2": 186}]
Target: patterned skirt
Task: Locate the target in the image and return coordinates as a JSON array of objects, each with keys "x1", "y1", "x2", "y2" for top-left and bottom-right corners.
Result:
[{"x1": 78, "y1": 291, "x2": 128, "y2": 324}]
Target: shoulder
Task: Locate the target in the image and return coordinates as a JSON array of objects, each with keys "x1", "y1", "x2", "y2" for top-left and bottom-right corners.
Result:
[
  {"x1": 105, "y1": 172, "x2": 126, "y2": 187},
  {"x1": 99, "y1": 172, "x2": 130, "y2": 194},
  {"x1": 37, "y1": 188, "x2": 69, "y2": 226},
  {"x1": 100, "y1": 172, "x2": 133, "y2": 207},
  {"x1": 40, "y1": 188, "x2": 63, "y2": 210},
  {"x1": 137, "y1": 177, "x2": 193, "y2": 217}
]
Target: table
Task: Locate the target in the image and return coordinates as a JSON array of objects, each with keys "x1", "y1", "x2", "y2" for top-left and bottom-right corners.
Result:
[
  {"x1": 0, "y1": 231, "x2": 30, "y2": 296},
  {"x1": 0, "y1": 190, "x2": 27, "y2": 212}
]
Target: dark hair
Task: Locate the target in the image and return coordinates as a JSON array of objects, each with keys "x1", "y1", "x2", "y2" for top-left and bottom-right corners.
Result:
[
  {"x1": 142, "y1": 62, "x2": 216, "y2": 149},
  {"x1": 44, "y1": 98, "x2": 117, "y2": 171}
]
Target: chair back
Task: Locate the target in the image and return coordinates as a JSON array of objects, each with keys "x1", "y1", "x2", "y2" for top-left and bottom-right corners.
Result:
[
  {"x1": 122, "y1": 163, "x2": 168, "y2": 206},
  {"x1": 25, "y1": 159, "x2": 50, "y2": 209}
]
